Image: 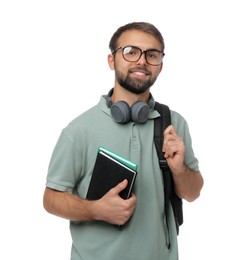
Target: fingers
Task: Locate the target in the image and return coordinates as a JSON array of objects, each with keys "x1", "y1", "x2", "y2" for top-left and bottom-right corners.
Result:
[
  {"x1": 163, "y1": 125, "x2": 177, "y2": 138},
  {"x1": 162, "y1": 125, "x2": 185, "y2": 158}
]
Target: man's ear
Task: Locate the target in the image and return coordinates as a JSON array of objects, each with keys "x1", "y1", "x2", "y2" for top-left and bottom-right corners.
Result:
[{"x1": 107, "y1": 54, "x2": 115, "y2": 70}]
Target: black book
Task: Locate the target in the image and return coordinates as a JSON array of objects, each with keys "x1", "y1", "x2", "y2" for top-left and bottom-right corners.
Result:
[{"x1": 86, "y1": 148, "x2": 137, "y2": 200}]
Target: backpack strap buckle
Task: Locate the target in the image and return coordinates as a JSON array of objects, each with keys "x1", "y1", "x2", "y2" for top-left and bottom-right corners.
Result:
[{"x1": 159, "y1": 159, "x2": 168, "y2": 169}]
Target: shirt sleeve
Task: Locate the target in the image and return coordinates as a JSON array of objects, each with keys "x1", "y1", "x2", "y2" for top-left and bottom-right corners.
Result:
[{"x1": 46, "y1": 129, "x2": 83, "y2": 192}]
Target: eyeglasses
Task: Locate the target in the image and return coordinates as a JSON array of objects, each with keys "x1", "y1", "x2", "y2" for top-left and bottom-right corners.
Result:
[{"x1": 112, "y1": 45, "x2": 165, "y2": 66}]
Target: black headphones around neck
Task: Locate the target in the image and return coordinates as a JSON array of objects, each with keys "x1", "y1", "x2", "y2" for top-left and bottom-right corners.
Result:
[{"x1": 104, "y1": 89, "x2": 155, "y2": 124}]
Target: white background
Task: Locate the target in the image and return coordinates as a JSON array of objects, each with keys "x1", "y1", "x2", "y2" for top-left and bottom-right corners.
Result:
[{"x1": 1, "y1": 0, "x2": 244, "y2": 259}]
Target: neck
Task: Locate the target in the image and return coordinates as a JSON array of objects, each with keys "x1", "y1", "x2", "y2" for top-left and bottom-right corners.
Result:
[{"x1": 111, "y1": 86, "x2": 150, "y2": 106}]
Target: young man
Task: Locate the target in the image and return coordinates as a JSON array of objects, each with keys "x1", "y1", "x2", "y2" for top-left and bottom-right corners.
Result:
[{"x1": 43, "y1": 22, "x2": 204, "y2": 260}]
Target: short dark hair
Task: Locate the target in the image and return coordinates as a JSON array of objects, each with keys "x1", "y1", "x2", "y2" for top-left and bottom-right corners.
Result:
[{"x1": 109, "y1": 22, "x2": 165, "y2": 53}]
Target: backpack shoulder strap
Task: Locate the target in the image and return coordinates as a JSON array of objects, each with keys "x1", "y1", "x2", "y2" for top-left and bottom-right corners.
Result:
[
  {"x1": 153, "y1": 102, "x2": 171, "y2": 169},
  {"x1": 153, "y1": 102, "x2": 183, "y2": 242}
]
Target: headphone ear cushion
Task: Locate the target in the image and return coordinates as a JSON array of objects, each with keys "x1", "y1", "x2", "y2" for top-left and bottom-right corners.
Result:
[
  {"x1": 111, "y1": 101, "x2": 131, "y2": 123},
  {"x1": 131, "y1": 101, "x2": 150, "y2": 124}
]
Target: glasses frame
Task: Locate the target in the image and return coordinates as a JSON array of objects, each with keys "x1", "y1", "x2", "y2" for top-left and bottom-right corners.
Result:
[{"x1": 112, "y1": 45, "x2": 165, "y2": 66}]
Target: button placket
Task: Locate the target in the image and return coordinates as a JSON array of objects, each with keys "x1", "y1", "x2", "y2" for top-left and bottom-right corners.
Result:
[{"x1": 131, "y1": 123, "x2": 140, "y2": 149}]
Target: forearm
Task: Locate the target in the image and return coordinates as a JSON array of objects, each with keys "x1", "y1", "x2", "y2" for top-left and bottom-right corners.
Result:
[
  {"x1": 172, "y1": 165, "x2": 204, "y2": 202},
  {"x1": 43, "y1": 187, "x2": 97, "y2": 221},
  {"x1": 43, "y1": 181, "x2": 137, "y2": 225}
]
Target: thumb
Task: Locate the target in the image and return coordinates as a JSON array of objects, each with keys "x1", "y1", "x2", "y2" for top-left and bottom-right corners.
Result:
[
  {"x1": 111, "y1": 179, "x2": 128, "y2": 195},
  {"x1": 164, "y1": 125, "x2": 177, "y2": 138}
]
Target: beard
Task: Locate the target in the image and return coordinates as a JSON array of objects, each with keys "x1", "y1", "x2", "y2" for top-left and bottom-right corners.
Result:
[{"x1": 115, "y1": 68, "x2": 156, "y2": 94}]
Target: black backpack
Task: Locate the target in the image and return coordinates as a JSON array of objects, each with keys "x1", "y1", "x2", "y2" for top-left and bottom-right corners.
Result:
[{"x1": 154, "y1": 102, "x2": 183, "y2": 248}]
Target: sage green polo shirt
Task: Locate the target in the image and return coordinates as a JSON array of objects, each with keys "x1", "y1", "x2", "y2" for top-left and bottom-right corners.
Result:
[{"x1": 46, "y1": 95, "x2": 199, "y2": 260}]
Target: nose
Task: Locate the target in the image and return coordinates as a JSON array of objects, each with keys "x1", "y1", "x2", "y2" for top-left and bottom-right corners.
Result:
[{"x1": 136, "y1": 51, "x2": 147, "y2": 65}]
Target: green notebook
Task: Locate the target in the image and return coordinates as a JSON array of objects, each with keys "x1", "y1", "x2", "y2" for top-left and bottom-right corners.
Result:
[{"x1": 98, "y1": 147, "x2": 138, "y2": 171}]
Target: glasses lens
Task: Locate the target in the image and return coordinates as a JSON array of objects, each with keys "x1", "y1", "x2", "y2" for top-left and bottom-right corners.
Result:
[
  {"x1": 122, "y1": 46, "x2": 141, "y2": 62},
  {"x1": 145, "y1": 50, "x2": 163, "y2": 65}
]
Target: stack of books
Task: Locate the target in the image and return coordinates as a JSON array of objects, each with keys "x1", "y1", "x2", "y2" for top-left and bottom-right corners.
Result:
[{"x1": 86, "y1": 147, "x2": 138, "y2": 200}]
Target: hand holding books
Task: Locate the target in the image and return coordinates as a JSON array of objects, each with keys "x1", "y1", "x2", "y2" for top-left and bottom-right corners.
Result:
[{"x1": 92, "y1": 179, "x2": 137, "y2": 226}]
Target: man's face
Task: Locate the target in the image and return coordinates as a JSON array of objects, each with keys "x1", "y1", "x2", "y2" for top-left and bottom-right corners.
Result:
[{"x1": 108, "y1": 30, "x2": 163, "y2": 94}]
